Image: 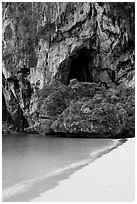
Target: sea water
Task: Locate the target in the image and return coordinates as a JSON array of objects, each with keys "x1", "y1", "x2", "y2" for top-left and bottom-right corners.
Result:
[{"x1": 2, "y1": 133, "x2": 118, "y2": 201}]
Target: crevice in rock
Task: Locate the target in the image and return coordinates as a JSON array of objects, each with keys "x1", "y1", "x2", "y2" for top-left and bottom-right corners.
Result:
[
  {"x1": 2, "y1": 93, "x2": 11, "y2": 121},
  {"x1": 2, "y1": 72, "x2": 30, "y2": 132}
]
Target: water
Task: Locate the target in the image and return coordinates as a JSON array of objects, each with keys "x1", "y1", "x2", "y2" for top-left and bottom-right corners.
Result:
[{"x1": 2, "y1": 133, "x2": 117, "y2": 201}]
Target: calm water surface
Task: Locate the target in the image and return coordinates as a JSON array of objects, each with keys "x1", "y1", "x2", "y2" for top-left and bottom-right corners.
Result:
[{"x1": 3, "y1": 133, "x2": 115, "y2": 201}]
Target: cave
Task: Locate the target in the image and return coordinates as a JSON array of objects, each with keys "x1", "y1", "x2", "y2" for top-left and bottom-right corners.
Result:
[{"x1": 67, "y1": 48, "x2": 93, "y2": 85}]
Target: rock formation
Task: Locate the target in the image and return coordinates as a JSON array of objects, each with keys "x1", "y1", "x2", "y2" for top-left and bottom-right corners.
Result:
[{"x1": 2, "y1": 2, "x2": 135, "y2": 137}]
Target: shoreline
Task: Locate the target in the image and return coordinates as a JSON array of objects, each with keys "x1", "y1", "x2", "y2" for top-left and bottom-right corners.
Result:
[
  {"x1": 3, "y1": 138, "x2": 122, "y2": 202},
  {"x1": 2, "y1": 130, "x2": 135, "y2": 139},
  {"x1": 31, "y1": 138, "x2": 135, "y2": 202}
]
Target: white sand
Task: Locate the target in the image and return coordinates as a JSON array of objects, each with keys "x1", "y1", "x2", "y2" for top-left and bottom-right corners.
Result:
[{"x1": 31, "y1": 139, "x2": 135, "y2": 202}]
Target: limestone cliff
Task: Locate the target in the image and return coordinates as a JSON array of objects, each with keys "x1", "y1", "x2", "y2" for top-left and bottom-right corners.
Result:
[{"x1": 2, "y1": 2, "x2": 135, "y2": 136}]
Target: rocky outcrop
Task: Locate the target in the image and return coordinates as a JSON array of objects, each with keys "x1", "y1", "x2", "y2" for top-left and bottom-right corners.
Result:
[{"x1": 2, "y1": 3, "x2": 135, "y2": 136}]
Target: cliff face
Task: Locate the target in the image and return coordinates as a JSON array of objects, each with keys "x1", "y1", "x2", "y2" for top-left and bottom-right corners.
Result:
[{"x1": 2, "y1": 2, "x2": 135, "y2": 135}]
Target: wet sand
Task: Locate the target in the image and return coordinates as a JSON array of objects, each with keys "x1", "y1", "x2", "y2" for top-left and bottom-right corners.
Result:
[{"x1": 31, "y1": 138, "x2": 135, "y2": 202}]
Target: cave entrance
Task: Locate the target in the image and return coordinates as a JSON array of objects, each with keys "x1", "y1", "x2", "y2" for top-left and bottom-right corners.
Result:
[{"x1": 67, "y1": 48, "x2": 93, "y2": 85}]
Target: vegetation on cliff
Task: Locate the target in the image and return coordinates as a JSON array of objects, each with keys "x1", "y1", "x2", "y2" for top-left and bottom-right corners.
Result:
[
  {"x1": 2, "y1": 2, "x2": 135, "y2": 137},
  {"x1": 30, "y1": 80, "x2": 134, "y2": 137}
]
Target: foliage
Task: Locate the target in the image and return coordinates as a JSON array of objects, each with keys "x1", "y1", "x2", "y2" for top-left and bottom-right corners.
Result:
[
  {"x1": 90, "y1": 102, "x2": 127, "y2": 135},
  {"x1": 38, "y1": 82, "x2": 69, "y2": 118},
  {"x1": 33, "y1": 80, "x2": 134, "y2": 137},
  {"x1": 116, "y1": 85, "x2": 135, "y2": 136},
  {"x1": 68, "y1": 81, "x2": 97, "y2": 102}
]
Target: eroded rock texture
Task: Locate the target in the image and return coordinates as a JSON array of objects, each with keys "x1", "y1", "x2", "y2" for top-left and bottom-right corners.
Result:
[{"x1": 2, "y1": 2, "x2": 135, "y2": 136}]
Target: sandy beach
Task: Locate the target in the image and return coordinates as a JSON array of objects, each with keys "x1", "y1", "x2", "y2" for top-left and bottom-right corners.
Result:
[{"x1": 31, "y1": 138, "x2": 135, "y2": 202}]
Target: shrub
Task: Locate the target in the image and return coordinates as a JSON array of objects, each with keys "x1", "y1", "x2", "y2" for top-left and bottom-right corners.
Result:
[
  {"x1": 39, "y1": 83, "x2": 69, "y2": 117},
  {"x1": 32, "y1": 80, "x2": 135, "y2": 137},
  {"x1": 68, "y1": 81, "x2": 96, "y2": 102},
  {"x1": 90, "y1": 102, "x2": 127, "y2": 135}
]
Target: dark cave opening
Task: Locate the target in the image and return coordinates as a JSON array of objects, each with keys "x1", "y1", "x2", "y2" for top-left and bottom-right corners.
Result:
[{"x1": 67, "y1": 48, "x2": 93, "y2": 85}]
